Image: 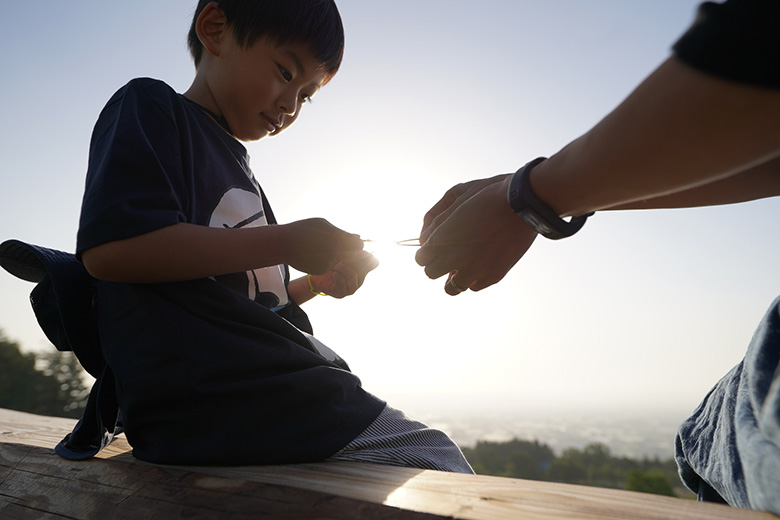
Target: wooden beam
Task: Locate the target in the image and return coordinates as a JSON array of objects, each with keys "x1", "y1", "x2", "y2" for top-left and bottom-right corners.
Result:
[
  {"x1": 0, "y1": 408, "x2": 776, "y2": 520},
  {"x1": 1, "y1": 442, "x2": 435, "y2": 519}
]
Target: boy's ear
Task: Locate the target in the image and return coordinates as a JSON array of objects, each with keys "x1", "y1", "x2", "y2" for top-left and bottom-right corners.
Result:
[{"x1": 196, "y1": 2, "x2": 229, "y2": 58}]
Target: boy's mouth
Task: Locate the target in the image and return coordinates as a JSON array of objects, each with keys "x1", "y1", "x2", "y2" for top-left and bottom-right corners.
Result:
[{"x1": 261, "y1": 114, "x2": 280, "y2": 133}]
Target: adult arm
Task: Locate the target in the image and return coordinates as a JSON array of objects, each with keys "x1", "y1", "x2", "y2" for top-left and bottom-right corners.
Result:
[
  {"x1": 607, "y1": 155, "x2": 780, "y2": 210},
  {"x1": 531, "y1": 57, "x2": 780, "y2": 217},
  {"x1": 416, "y1": 57, "x2": 780, "y2": 293}
]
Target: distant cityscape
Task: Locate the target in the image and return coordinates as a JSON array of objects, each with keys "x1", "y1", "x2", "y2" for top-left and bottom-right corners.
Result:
[{"x1": 409, "y1": 407, "x2": 690, "y2": 460}]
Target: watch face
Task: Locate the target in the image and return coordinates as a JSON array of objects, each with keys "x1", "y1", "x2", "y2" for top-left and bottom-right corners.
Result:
[{"x1": 517, "y1": 208, "x2": 560, "y2": 238}]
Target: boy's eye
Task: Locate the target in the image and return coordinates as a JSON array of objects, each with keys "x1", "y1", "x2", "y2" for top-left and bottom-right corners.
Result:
[
  {"x1": 278, "y1": 65, "x2": 293, "y2": 82},
  {"x1": 301, "y1": 93, "x2": 312, "y2": 104}
]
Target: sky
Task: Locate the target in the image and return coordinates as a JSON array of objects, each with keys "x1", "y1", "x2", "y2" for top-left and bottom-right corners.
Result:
[{"x1": 1, "y1": 1, "x2": 779, "y2": 422}]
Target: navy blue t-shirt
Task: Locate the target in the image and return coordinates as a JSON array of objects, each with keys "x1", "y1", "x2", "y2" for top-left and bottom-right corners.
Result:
[{"x1": 77, "y1": 78, "x2": 384, "y2": 465}]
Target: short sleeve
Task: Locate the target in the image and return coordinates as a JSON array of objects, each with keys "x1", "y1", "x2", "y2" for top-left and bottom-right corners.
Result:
[
  {"x1": 77, "y1": 80, "x2": 189, "y2": 257},
  {"x1": 673, "y1": 0, "x2": 780, "y2": 89}
]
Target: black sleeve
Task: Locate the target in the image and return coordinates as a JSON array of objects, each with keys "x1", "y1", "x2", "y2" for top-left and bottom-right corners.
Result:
[
  {"x1": 673, "y1": 0, "x2": 780, "y2": 89},
  {"x1": 77, "y1": 80, "x2": 187, "y2": 258}
]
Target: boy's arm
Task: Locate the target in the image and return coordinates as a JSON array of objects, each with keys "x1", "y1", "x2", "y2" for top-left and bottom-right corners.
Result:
[
  {"x1": 287, "y1": 276, "x2": 318, "y2": 306},
  {"x1": 81, "y1": 219, "x2": 364, "y2": 283},
  {"x1": 287, "y1": 251, "x2": 379, "y2": 305}
]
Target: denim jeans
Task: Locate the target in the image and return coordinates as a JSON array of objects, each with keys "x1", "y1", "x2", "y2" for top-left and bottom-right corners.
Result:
[{"x1": 676, "y1": 296, "x2": 780, "y2": 515}]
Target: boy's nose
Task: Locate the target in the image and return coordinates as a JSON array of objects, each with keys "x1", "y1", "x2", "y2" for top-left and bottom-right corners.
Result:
[{"x1": 277, "y1": 94, "x2": 297, "y2": 116}]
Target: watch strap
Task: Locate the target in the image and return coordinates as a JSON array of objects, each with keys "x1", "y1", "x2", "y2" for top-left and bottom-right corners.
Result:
[{"x1": 507, "y1": 157, "x2": 593, "y2": 240}]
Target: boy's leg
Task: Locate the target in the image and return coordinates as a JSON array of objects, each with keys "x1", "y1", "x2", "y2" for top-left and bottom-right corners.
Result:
[{"x1": 328, "y1": 404, "x2": 474, "y2": 474}]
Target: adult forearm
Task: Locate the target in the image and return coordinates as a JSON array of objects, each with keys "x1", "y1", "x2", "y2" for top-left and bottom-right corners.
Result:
[
  {"x1": 607, "y1": 156, "x2": 780, "y2": 210},
  {"x1": 531, "y1": 57, "x2": 780, "y2": 217}
]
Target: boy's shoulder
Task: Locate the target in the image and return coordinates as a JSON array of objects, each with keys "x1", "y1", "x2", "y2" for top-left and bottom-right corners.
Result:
[
  {"x1": 116, "y1": 77, "x2": 177, "y2": 99},
  {"x1": 98, "y1": 78, "x2": 195, "y2": 131},
  {"x1": 106, "y1": 78, "x2": 181, "y2": 111}
]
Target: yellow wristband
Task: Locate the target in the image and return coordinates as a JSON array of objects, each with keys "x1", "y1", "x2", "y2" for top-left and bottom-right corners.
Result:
[{"x1": 307, "y1": 274, "x2": 327, "y2": 296}]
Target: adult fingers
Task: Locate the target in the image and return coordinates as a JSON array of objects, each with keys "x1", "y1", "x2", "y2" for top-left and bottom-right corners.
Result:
[
  {"x1": 445, "y1": 272, "x2": 469, "y2": 296},
  {"x1": 420, "y1": 186, "x2": 462, "y2": 238},
  {"x1": 420, "y1": 175, "x2": 511, "y2": 243}
]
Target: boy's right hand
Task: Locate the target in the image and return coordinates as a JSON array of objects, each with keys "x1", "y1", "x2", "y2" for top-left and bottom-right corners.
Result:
[{"x1": 279, "y1": 218, "x2": 365, "y2": 275}]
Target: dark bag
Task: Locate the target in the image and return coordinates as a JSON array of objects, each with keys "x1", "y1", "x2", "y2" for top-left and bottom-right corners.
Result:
[{"x1": 0, "y1": 239, "x2": 122, "y2": 459}]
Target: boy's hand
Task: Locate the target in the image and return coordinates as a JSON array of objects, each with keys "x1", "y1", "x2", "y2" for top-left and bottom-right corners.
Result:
[
  {"x1": 309, "y1": 250, "x2": 379, "y2": 299},
  {"x1": 279, "y1": 218, "x2": 365, "y2": 274}
]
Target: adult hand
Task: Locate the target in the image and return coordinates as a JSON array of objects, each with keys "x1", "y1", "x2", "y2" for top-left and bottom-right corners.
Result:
[
  {"x1": 420, "y1": 174, "x2": 509, "y2": 243},
  {"x1": 279, "y1": 218, "x2": 364, "y2": 275},
  {"x1": 309, "y1": 250, "x2": 379, "y2": 298},
  {"x1": 415, "y1": 176, "x2": 538, "y2": 295}
]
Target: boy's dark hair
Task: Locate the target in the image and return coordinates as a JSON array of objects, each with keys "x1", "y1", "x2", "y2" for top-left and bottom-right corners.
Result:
[{"x1": 188, "y1": 0, "x2": 345, "y2": 78}]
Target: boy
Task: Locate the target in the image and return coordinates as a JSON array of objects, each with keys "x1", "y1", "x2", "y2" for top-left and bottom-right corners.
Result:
[{"x1": 73, "y1": 0, "x2": 471, "y2": 472}]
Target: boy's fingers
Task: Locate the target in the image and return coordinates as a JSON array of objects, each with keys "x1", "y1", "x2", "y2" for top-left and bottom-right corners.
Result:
[
  {"x1": 344, "y1": 251, "x2": 379, "y2": 275},
  {"x1": 343, "y1": 233, "x2": 364, "y2": 251}
]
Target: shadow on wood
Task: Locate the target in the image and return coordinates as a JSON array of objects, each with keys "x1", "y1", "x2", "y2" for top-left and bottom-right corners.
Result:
[
  {"x1": 1, "y1": 442, "x2": 431, "y2": 519},
  {"x1": 0, "y1": 408, "x2": 777, "y2": 520}
]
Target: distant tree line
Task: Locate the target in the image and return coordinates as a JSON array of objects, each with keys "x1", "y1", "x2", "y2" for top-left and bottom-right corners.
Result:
[
  {"x1": 0, "y1": 329, "x2": 88, "y2": 419},
  {"x1": 462, "y1": 438, "x2": 690, "y2": 498}
]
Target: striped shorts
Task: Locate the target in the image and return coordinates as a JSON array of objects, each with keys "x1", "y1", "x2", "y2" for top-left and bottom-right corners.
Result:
[{"x1": 328, "y1": 404, "x2": 474, "y2": 474}]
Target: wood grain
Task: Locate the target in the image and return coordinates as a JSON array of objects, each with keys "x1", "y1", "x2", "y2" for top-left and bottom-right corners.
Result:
[{"x1": 0, "y1": 408, "x2": 776, "y2": 520}]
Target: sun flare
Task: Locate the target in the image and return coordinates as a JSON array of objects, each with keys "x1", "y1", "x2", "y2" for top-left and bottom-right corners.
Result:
[{"x1": 361, "y1": 237, "x2": 420, "y2": 263}]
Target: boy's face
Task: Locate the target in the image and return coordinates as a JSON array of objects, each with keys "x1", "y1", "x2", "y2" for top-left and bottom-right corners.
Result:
[{"x1": 205, "y1": 33, "x2": 327, "y2": 142}]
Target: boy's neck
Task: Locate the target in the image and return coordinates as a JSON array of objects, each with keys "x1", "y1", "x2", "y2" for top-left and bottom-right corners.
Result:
[
  {"x1": 183, "y1": 77, "x2": 232, "y2": 134},
  {"x1": 182, "y1": 96, "x2": 233, "y2": 135}
]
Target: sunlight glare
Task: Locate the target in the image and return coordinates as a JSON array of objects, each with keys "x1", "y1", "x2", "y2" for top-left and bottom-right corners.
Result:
[
  {"x1": 362, "y1": 237, "x2": 419, "y2": 263},
  {"x1": 362, "y1": 238, "x2": 401, "y2": 261}
]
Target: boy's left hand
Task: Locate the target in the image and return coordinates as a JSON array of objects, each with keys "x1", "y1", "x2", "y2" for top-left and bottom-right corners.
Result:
[{"x1": 309, "y1": 250, "x2": 379, "y2": 298}]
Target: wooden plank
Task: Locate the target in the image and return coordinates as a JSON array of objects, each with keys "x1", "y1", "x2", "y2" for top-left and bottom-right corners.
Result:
[
  {"x1": 182, "y1": 462, "x2": 779, "y2": 520},
  {"x1": 0, "y1": 442, "x2": 437, "y2": 519},
  {"x1": 0, "y1": 408, "x2": 777, "y2": 520}
]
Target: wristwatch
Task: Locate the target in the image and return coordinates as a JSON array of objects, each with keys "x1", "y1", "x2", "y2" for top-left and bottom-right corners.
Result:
[{"x1": 507, "y1": 157, "x2": 593, "y2": 240}]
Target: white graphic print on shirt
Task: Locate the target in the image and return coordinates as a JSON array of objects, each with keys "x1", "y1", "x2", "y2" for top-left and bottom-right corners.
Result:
[{"x1": 208, "y1": 186, "x2": 288, "y2": 307}]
